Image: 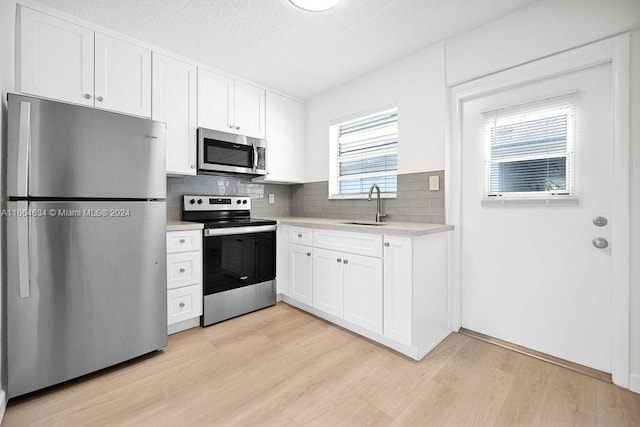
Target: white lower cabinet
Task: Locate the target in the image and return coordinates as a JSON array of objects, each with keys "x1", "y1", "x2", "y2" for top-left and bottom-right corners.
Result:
[
  {"x1": 279, "y1": 226, "x2": 449, "y2": 361},
  {"x1": 166, "y1": 229, "x2": 203, "y2": 334},
  {"x1": 288, "y1": 243, "x2": 313, "y2": 306}
]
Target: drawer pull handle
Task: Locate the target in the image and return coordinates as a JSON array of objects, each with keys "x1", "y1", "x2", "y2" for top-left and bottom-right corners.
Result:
[
  {"x1": 179, "y1": 239, "x2": 186, "y2": 244},
  {"x1": 240, "y1": 276, "x2": 248, "y2": 280},
  {"x1": 298, "y1": 233, "x2": 302, "y2": 238},
  {"x1": 384, "y1": 242, "x2": 390, "y2": 247},
  {"x1": 337, "y1": 258, "x2": 341, "y2": 263},
  {"x1": 179, "y1": 302, "x2": 185, "y2": 308},
  {"x1": 179, "y1": 268, "x2": 185, "y2": 273},
  {"x1": 343, "y1": 259, "x2": 348, "y2": 264}
]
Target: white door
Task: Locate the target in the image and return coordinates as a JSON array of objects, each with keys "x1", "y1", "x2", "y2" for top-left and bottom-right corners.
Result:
[
  {"x1": 264, "y1": 92, "x2": 304, "y2": 182},
  {"x1": 94, "y1": 33, "x2": 151, "y2": 117},
  {"x1": 288, "y1": 243, "x2": 313, "y2": 306},
  {"x1": 383, "y1": 236, "x2": 413, "y2": 346},
  {"x1": 460, "y1": 64, "x2": 613, "y2": 372},
  {"x1": 197, "y1": 69, "x2": 234, "y2": 132},
  {"x1": 152, "y1": 53, "x2": 197, "y2": 175},
  {"x1": 234, "y1": 81, "x2": 265, "y2": 139},
  {"x1": 19, "y1": 7, "x2": 94, "y2": 106},
  {"x1": 312, "y1": 248, "x2": 344, "y2": 318},
  {"x1": 343, "y1": 254, "x2": 383, "y2": 334}
]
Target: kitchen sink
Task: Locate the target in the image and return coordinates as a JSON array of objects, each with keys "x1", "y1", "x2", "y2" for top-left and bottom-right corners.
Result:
[{"x1": 341, "y1": 221, "x2": 386, "y2": 226}]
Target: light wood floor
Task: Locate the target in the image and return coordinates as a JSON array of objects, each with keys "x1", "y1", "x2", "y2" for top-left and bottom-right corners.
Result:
[{"x1": 4, "y1": 303, "x2": 640, "y2": 426}]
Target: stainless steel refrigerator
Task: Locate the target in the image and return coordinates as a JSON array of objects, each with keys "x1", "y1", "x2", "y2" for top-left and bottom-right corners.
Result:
[{"x1": 6, "y1": 94, "x2": 168, "y2": 398}]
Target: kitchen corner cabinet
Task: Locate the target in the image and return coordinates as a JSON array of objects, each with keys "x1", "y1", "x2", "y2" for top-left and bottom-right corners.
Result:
[
  {"x1": 279, "y1": 226, "x2": 449, "y2": 360},
  {"x1": 166, "y1": 230, "x2": 203, "y2": 334},
  {"x1": 152, "y1": 53, "x2": 197, "y2": 175},
  {"x1": 197, "y1": 68, "x2": 266, "y2": 139},
  {"x1": 18, "y1": 6, "x2": 151, "y2": 117},
  {"x1": 254, "y1": 92, "x2": 305, "y2": 183}
]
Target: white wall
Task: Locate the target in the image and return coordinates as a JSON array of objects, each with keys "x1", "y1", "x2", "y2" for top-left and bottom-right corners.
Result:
[
  {"x1": 304, "y1": 42, "x2": 446, "y2": 182},
  {"x1": 304, "y1": 0, "x2": 640, "y2": 381},
  {"x1": 0, "y1": 0, "x2": 17, "y2": 418}
]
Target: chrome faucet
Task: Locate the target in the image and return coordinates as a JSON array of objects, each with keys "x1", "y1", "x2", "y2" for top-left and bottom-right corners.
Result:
[{"x1": 367, "y1": 184, "x2": 387, "y2": 223}]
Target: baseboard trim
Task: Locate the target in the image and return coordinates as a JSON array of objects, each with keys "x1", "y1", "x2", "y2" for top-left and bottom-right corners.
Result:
[
  {"x1": 459, "y1": 327, "x2": 612, "y2": 384},
  {"x1": 630, "y1": 373, "x2": 640, "y2": 394}
]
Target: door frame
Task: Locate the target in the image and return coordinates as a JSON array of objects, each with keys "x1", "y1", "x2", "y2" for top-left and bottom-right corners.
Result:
[{"x1": 446, "y1": 34, "x2": 630, "y2": 388}]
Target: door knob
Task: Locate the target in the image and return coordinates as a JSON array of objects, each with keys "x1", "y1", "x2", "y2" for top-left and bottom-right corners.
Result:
[
  {"x1": 592, "y1": 237, "x2": 609, "y2": 249},
  {"x1": 593, "y1": 216, "x2": 608, "y2": 227}
]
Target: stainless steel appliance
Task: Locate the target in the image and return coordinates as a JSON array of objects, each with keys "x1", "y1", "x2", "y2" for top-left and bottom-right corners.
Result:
[
  {"x1": 182, "y1": 196, "x2": 276, "y2": 326},
  {"x1": 197, "y1": 128, "x2": 267, "y2": 177},
  {"x1": 6, "y1": 94, "x2": 167, "y2": 398}
]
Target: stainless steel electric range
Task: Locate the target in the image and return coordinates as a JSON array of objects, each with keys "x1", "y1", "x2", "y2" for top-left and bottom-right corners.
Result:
[{"x1": 182, "y1": 195, "x2": 277, "y2": 326}]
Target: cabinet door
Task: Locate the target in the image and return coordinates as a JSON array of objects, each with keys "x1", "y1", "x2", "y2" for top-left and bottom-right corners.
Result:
[
  {"x1": 19, "y1": 6, "x2": 94, "y2": 106},
  {"x1": 312, "y1": 248, "x2": 344, "y2": 318},
  {"x1": 197, "y1": 68, "x2": 234, "y2": 132},
  {"x1": 264, "y1": 92, "x2": 304, "y2": 182},
  {"x1": 234, "y1": 81, "x2": 265, "y2": 139},
  {"x1": 289, "y1": 243, "x2": 313, "y2": 306},
  {"x1": 94, "y1": 33, "x2": 151, "y2": 117},
  {"x1": 152, "y1": 53, "x2": 197, "y2": 175},
  {"x1": 383, "y1": 236, "x2": 413, "y2": 346},
  {"x1": 343, "y1": 254, "x2": 383, "y2": 334}
]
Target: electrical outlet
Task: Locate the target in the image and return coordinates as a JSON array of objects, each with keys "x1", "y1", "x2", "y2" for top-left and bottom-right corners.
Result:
[
  {"x1": 429, "y1": 175, "x2": 440, "y2": 191},
  {"x1": 268, "y1": 194, "x2": 275, "y2": 204}
]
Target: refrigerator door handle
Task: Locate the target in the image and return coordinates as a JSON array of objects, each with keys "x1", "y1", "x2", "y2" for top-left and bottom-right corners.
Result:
[
  {"x1": 17, "y1": 101, "x2": 31, "y2": 196},
  {"x1": 17, "y1": 201, "x2": 30, "y2": 299}
]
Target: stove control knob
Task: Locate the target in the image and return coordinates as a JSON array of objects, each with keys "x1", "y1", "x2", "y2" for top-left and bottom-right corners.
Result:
[
  {"x1": 237, "y1": 200, "x2": 242, "y2": 204},
  {"x1": 197, "y1": 199, "x2": 203, "y2": 204},
  {"x1": 242, "y1": 200, "x2": 247, "y2": 204},
  {"x1": 189, "y1": 199, "x2": 196, "y2": 205}
]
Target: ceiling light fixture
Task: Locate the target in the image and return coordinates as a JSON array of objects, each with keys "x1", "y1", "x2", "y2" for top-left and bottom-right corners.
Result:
[{"x1": 288, "y1": 0, "x2": 342, "y2": 12}]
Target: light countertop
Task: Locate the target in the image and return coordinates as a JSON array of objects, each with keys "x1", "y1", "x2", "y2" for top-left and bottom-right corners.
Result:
[
  {"x1": 166, "y1": 221, "x2": 204, "y2": 232},
  {"x1": 272, "y1": 217, "x2": 453, "y2": 236}
]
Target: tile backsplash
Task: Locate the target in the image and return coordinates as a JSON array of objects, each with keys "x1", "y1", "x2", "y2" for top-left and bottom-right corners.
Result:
[{"x1": 167, "y1": 170, "x2": 445, "y2": 224}]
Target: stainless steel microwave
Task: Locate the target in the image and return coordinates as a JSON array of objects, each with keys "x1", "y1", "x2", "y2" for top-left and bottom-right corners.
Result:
[{"x1": 197, "y1": 128, "x2": 267, "y2": 177}]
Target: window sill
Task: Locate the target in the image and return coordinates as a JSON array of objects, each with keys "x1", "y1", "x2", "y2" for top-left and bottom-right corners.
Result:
[
  {"x1": 481, "y1": 196, "x2": 579, "y2": 206},
  {"x1": 328, "y1": 193, "x2": 397, "y2": 200}
]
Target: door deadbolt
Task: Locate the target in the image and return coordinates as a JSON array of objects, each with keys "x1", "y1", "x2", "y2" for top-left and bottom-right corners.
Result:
[{"x1": 593, "y1": 216, "x2": 608, "y2": 227}]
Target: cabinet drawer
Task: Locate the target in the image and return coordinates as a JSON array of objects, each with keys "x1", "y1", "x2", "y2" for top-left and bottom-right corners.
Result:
[
  {"x1": 167, "y1": 229, "x2": 202, "y2": 253},
  {"x1": 167, "y1": 251, "x2": 202, "y2": 290},
  {"x1": 168, "y1": 284, "x2": 202, "y2": 325},
  {"x1": 289, "y1": 227, "x2": 313, "y2": 245},
  {"x1": 313, "y1": 229, "x2": 382, "y2": 258}
]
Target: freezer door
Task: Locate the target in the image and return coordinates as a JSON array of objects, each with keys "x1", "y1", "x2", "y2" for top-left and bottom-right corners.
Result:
[
  {"x1": 7, "y1": 94, "x2": 166, "y2": 199},
  {"x1": 7, "y1": 201, "x2": 167, "y2": 398}
]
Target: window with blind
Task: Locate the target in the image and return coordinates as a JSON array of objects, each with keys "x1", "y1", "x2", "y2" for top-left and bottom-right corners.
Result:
[
  {"x1": 484, "y1": 104, "x2": 575, "y2": 198},
  {"x1": 329, "y1": 107, "x2": 398, "y2": 198}
]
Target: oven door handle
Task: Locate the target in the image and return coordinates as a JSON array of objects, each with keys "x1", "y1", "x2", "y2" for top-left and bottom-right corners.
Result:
[{"x1": 204, "y1": 224, "x2": 276, "y2": 237}]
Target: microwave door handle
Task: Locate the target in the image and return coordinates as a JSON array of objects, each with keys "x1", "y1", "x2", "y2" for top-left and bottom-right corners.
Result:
[{"x1": 252, "y1": 143, "x2": 258, "y2": 170}]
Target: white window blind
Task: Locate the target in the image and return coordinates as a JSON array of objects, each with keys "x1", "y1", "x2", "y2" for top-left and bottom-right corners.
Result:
[
  {"x1": 484, "y1": 104, "x2": 575, "y2": 198},
  {"x1": 329, "y1": 107, "x2": 398, "y2": 198}
]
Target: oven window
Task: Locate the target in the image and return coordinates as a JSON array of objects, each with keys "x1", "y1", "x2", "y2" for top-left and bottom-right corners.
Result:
[
  {"x1": 203, "y1": 231, "x2": 275, "y2": 295},
  {"x1": 204, "y1": 139, "x2": 253, "y2": 168}
]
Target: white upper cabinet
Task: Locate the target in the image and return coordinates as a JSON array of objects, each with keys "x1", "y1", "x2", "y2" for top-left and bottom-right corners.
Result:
[
  {"x1": 152, "y1": 53, "x2": 197, "y2": 175},
  {"x1": 257, "y1": 92, "x2": 304, "y2": 183},
  {"x1": 95, "y1": 33, "x2": 151, "y2": 117},
  {"x1": 18, "y1": 6, "x2": 94, "y2": 107},
  {"x1": 197, "y1": 68, "x2": 265, "y2": 139},
  {"x1": 18, "y1": 6, "x2": 151, "y2": 117}
]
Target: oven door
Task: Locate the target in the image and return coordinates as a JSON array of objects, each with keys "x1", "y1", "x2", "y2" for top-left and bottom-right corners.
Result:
[
  {"x1": 203, "y1": 225, "x2": 276, "y2": 295},
  {"x1": 198, "y1": 128, "x2": 267, "y2": 175}
]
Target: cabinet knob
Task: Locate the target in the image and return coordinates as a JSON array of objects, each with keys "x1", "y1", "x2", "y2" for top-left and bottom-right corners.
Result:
[
  {"x1": 179, "y1": 302, "x2": 185, "y2": 308},
  {"x1": 179, "y1": 268, "x2": 185, "y2": 273},
  {"x1": 384, "y1": 242, "x2": 390, "y2": 247},
  {"x1": 97, "y1": 96, "x2": 104, "y2": 102},
  {"x1": 84, "y1": 94, "x2": 91, "y2": 99},
  {"x1": 179, "y1": 239, "x2": 185, "y2": 244},
  {"x1": 298, "y1": 233, "x2": 302, "y2": 238},
  {"x1": 228, "y1": 124, "x2": 234, "y2": 129},
  {"x1": 235, "y1": 126, "x2": 240, "y2": 130},
  {"x1": 336, "y1": 258, "x2": 341, "y2": 263},
  {"x1": 306, "y1": 252, "x2": 311, "y2": 257},
  {"x1": 343, "y1": 259, "x2": 348, "y2": 264}
]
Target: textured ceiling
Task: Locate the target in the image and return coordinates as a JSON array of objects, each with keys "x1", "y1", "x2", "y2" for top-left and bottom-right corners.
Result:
[{"x1": 33, "y1": 0, "x2": 538, "y2": 100}]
